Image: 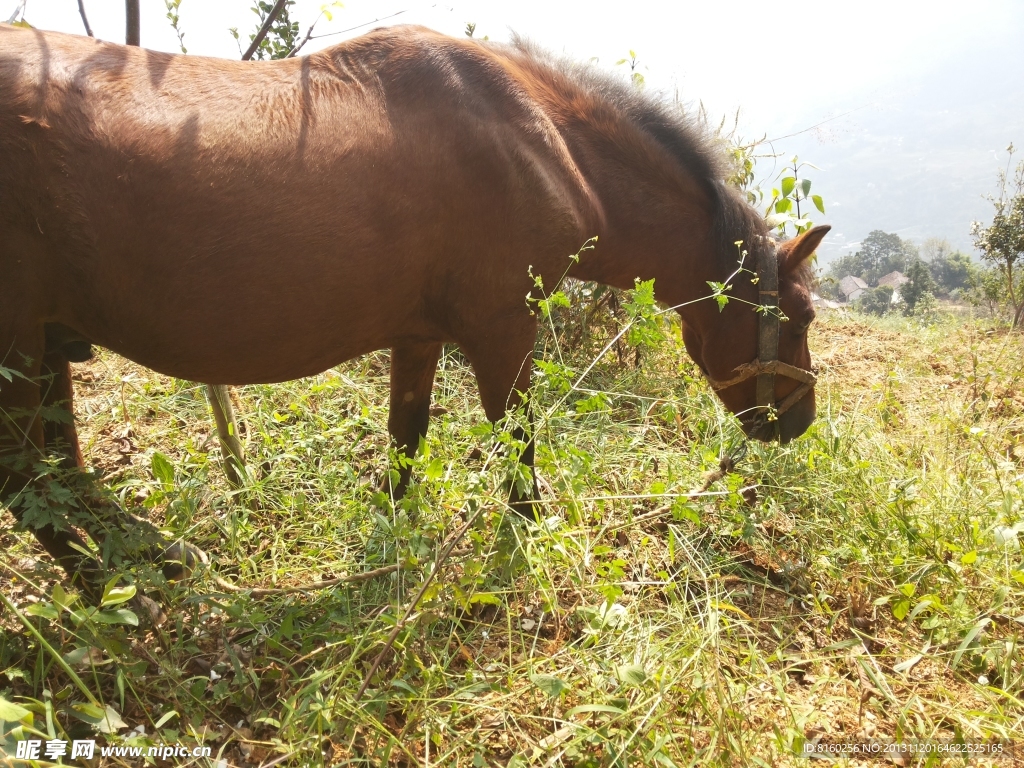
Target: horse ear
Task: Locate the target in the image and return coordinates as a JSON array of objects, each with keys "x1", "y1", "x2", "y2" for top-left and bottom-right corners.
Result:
[{"x1": 779, "y1": 224, "x2": 831, "y2": 273}]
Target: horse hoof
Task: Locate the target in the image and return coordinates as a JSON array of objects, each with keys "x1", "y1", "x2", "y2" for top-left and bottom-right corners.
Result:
[
  {"x1": 160, "y1": 540, "x2": 209, "y2": 581},
  {"x1": 68, "y1": 561, "x2": 106, "y2": 603},
  {"x1": 131, "y1": 593, "x2": 168, "y2": 627}
]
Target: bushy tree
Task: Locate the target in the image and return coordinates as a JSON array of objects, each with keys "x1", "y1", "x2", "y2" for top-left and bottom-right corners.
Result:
[
  {"x1": 966, "y1": 265, "x2": 1014, "y2": 316},
  {"x1": 971, "y1": 145, "x2": 1024, "y2": 327},
  {"x1": 930, "y1": 253, "x2": 976, "y2": 296},
  {"x1": 827, "y1": 230, "x2": 917, "y2": 287},
  {"x1": 856, "y1": 285, "x2": 894, "y2": 316},
  {"x1": 901, "y1": 258, "x2": 935, "y2": 315},
  {"x1": 920, "y1": 237, "x2": 975, "y2": 297}
]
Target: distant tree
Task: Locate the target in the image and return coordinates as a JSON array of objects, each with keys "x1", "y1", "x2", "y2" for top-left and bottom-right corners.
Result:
[
  {"x1": 930, "y1": 254, "x2": 975, "y2": 296},
  {"x1": 971, "y1": 144, "x2": 1024, "y2": 327},
  {"x1": 856, "y1": 285, "x2": 894, "y2": 316},
  {"x1": 901, "y1": 258, "x2": 935, "y2": 315},
  {"x1": 966, "y1": 265, "x2": 1010, "y2": 316},
  {"x1": 919, "y1": 237, "x2": 975, "y2": 297},
  {"x1": 826, "y1": 230, "x2": 916, "y2": 287}
]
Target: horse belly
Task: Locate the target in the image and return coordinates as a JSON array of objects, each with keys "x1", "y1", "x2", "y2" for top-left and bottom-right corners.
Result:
[{"x1": 52, "y1": 201, "x2": 430, "y2": 382}]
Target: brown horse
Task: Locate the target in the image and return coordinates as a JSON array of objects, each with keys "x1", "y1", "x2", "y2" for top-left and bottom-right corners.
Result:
[{"x1": 0, "y1": 24, "x2": 828, "y2": 588}]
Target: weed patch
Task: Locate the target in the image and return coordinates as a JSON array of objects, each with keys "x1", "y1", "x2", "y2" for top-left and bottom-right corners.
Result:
[{"x1": 2, "y1": 308, "x2": 1023, "y2": 766}]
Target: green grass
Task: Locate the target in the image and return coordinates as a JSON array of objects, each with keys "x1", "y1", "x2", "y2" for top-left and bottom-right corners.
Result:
[{"x1": 2, "y1": 305, "x2": 1023, "y2": 766}]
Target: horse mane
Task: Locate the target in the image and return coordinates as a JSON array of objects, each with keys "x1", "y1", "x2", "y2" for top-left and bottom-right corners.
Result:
[{"x1": 504, "y1": 34, "x2": 785, "y2": 285}]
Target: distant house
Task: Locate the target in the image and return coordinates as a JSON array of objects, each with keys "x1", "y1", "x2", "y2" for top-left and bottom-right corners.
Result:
[
  {"x1": 811, "y1": 292, "x2": 842, "y2": 310},
  {"x1": 838, "y1": 275, "x2": 869, "y2": 303},
  {"x1": 877, "y1": 271, "x2": 909, "y2": 289},
  {"x1": 877, "y1": 271, "x2": 909, "y2": 303}
]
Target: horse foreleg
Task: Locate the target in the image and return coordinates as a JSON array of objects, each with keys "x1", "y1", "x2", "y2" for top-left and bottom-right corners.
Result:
[
  {"x1": 385, "y1": 342, "x2": 443, "y2": 500},
  {"x1": 463, "y1": 328, "x2": 538, "y2": 519}
]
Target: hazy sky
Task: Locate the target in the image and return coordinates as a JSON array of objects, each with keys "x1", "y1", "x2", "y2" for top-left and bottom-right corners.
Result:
[{"x1": 8, "y1": 0, "x2": 1024, "y2": 261}]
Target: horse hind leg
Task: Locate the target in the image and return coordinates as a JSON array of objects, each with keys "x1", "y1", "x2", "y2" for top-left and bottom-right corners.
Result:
[
  {"x1": 40, "y1": 349, "x2": 86, "y2": 470},
  {"x1": 385, "y1": 342, "x2": 443, "y2": 500},
  {"x1": 1, "y1": 328, "x2": 99, "y2": 591},
  {"x1": 34, "y1": 345, "x2": 202, "y2": 588},
  {"x1": 39, "y1": 347, "x2": 204, "y2": 582}
]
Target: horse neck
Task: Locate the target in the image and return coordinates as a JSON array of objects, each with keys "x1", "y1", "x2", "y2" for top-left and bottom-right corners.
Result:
[{"x1": 563, "y1": 133, "x2": 731, "y2": 322}]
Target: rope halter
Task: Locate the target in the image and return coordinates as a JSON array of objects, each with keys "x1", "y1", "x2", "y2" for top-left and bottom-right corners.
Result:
[{"x1": 705, "y1": 238, "x2": 817, "y2": 436}]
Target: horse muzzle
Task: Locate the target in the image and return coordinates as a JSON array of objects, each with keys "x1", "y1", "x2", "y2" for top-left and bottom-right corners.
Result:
[{"x1": 739, "y1": 386, "x2": 816, "y2": 443}]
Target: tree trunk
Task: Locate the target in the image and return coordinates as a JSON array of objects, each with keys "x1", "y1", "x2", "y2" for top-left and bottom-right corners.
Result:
[
  {"x1": 1006, "y1": 258, "x2": 1022, "y2": 328},
  {"x1": 125, "y1": 0, "x2": 140, "y2": 46}
]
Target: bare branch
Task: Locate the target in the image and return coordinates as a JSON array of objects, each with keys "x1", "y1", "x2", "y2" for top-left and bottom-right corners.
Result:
[
  {"x1": 307, "y1": 8, "x2": 410, "y2": 43},
  {"x1": 77, "y1": 0, "x2": 94, "y2": 37},
  {"x1": 241, "y1": 0, "x2": 288, "y2": 61},
  {"x1": 286, "y1": 14, "x2": 321, "y2": 58}
]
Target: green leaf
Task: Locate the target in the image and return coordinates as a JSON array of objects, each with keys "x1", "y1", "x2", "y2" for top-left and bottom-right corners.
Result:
[
  {"x1": 616, "y1": 663, "x2": 647, "y2": 687},
  {"x1": 892, "y1": 598, "x2": 910, "y2": 621},
  {"x1": 774, "y1": 197, "x2": 792, "y2": 214},
  {"x1": 391, "y1": 679, "x2": 418, "y2": 694},
  {"x1": 952, "y1": 618, "x2": 990, "y2": 669},
  {"x1": 469, "y1": 592, "x2": 502, "y2": 605},
  {"x1": 575, "y1": 392, "x2": 610, "y2": 414},
  {"x1": 424, "y1": 457, "x2": 445, "y2": 482},
  {"x1": 670, "y1": 501, "x2": 700, "y2": 524},
  {"x1": 70, "y1": 701, "x2": 105, "y2": 719},
  {"x1": 811, "y1": 194, "x2": 825, "y2": 213},
  {"x1": 893, "y1": 653, "x2": 924, "y2": 674},
  {"x1": 71, "y1": 702, "x2": 128, "y2": 733},
  {"x1": 101, "y1": 580, "x2": 137, "y2": 607},
  {"x1": 960, "y1": 550, "x2": 977, "y2": 565},
  {"x1": 780, "y1": 176, "x2": 796, "y2": 198},
  {"x1": 154, "y1": 711, "x2": 179, "y2": 728},
  {"x1": 151, "y1": 451, "x2": 175, "y2": 488},
  {"x1": 530, "y1": 673, "x2": 568, "y2": 699},
  {"x1": 0, "y1": 696, "x2": 31, "y2": 721},
  {"x1": 25, "y1": 602, "x2": 60, "y2": 621},
  {"x1": 52, "y1": 582, "x2": 72, "y2": 610},
  {"x1": 800, "y1": 178, "x2": 812, "y2": 197},
  {"x1": 95, "y1": 608, "x2": 139, "y2": 626}
]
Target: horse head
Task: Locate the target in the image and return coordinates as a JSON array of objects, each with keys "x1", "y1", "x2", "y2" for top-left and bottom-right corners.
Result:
[{"x1": 682, "y1": 224, "x2": 830, "y2": 444}]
